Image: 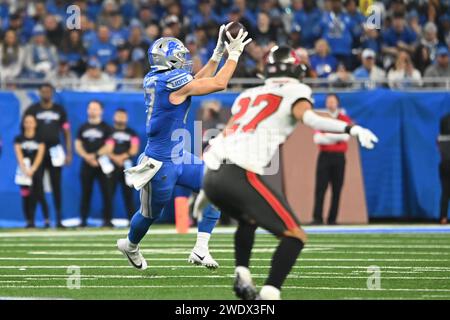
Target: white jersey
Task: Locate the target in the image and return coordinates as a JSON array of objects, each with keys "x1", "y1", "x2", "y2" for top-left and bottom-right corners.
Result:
[{"x1": 204, "y1": 77, "x2": 313, "y2": 174}]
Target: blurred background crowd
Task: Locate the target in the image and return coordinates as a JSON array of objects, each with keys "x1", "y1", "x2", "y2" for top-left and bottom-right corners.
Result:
[{"x1": 0, "y1": 0, "x2": 450, "y2": 90}]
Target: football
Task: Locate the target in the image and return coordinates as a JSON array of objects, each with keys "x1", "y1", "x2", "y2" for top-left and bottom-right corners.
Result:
[{"x1": 221, "y1": 21, "x2": 246, "y2": 43}]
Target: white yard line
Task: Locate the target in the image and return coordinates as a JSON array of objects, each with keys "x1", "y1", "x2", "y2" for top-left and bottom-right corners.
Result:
[
  {"x1": 1, "y1": 274, "x2": 450, "y2": 281},
  {"x1": 20, "y1": 249, "x2": 450, "y2": 256},
  {"x1": 1, "y1": 284, "x2": 450, "y2": 293},
  {"x1": 0, "y1": 257, "x2": 449, "y2": 262},
  {"x1": 1, "y1": 243, "x2": 450, "y2": 249},
  {"x1": 1, "y1": 265, "x2": 450, "y2": 270}
]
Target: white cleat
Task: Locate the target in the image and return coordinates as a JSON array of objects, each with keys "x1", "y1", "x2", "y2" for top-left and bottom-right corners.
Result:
[
  {"x1": 188, "y1": 248, "x2": 219, "y2": 269},
  {"x1": 117, "y1": 238, "x2": 148, "y2": 270},
  {"x1": 258, "y1": 285, "x2": 281, "y2": 300}
]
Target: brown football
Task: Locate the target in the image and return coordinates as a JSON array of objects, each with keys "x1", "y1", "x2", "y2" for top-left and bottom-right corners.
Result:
[{"x1": 221, "y1": 21, "x2": 246, "y2": 43}]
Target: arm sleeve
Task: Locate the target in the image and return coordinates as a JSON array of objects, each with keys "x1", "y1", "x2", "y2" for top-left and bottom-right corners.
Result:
[
  {"x1": 303, "y1": 110, "x2": 349, "y2": 133},
  {"x1": 59, "y1": 106, "x2": 70, "y2": 130}
]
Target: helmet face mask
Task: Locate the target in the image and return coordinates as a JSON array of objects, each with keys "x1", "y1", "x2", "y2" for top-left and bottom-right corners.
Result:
[{"x1": 148, "y1": 37, "x2": 193, "y2": 73}]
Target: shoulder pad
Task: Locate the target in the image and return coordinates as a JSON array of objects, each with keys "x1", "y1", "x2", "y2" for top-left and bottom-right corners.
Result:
[{"x1": 164, "y1": 69, "x2": 194, "y2": 91}]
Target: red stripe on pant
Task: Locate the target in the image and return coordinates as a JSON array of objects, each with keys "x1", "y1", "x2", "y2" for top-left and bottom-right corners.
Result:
[{"x1": 246, "y1": 171, "x2": 298, "y2": 230}]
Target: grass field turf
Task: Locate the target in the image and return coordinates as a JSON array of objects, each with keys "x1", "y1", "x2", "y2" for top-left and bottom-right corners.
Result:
[{"x1": 0, "y1": 226, "x2": 450, "y2": 300}]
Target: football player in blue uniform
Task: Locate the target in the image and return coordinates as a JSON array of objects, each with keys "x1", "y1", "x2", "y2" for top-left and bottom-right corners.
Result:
[{"x1": 117, "y1": 26, "x2": 252, "y2": 270}]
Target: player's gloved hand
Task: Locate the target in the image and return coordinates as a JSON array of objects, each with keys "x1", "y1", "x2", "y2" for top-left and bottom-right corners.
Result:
[
  {"x1": 211, "y1": 23, "x2": 232, "y2": 62},
  {"x1": 225, "y1": 28, "x2": 252, "y2": 62},
  {"x1": 349, "y1": 125, "x2": 379, "y2": 149}
]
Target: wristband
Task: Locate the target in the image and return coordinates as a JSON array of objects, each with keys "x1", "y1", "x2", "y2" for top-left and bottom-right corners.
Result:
[{"x1": 344, "y1": 125, "x2": 353, "y2": 134}]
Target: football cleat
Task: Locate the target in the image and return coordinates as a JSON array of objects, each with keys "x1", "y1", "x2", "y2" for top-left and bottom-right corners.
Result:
[
  {"x1": 258, "y1": 285, "x2": 281, "y2": 300},
  {"x1": 188, "y1": 248, "x2": 219, "y2": 269},
  {"x1": 233, "y1": 267, "x2": 257, "y2": 300},
  {"x1": 117, "y1": 238, "x2": 148, "y2": 270}
]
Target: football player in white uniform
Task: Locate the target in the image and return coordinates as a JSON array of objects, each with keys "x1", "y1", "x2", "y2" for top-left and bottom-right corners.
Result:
[{"x1": 200, "y1": 45, "x2": 378, "y2": 300}]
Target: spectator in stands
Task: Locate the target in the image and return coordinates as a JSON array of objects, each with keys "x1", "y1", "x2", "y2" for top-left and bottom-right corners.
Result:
[
  {"x1": 126, "y1": 21, "x2": 149, "y2": 67},
  {"x1": 361, "y1": 26, "x2": 383, "y2": 60},
  {"x1": 79, "y1": 58, "x2": 116, "y2": 92},
  {"x1": 388, "y1": 50, "x2": 422, "y2": 89},
  {"x1": 3, "y1": 12, "x2": 31, "y2": 44},
  {"x1": 120, "y1": 61, "x2": 144, "y2": 91},
  {"x1": 138, "y1": 5, "x2": 158, "y2": 28},
  {"x1": 60, "y1": 30, "x2": 87, "y2": 76},
  {"x1": 48, "y1": 58, "x2": 78, "y2": 89},
  {"x1": 328, "y1": 63, "x2": 356, "y2": 88},
  {"x1": 254, "y1": 11, "x2": 277, "y2": 50},
  {"x1": 233, "y1": 0, "x2": 257, "y2": 29},
  {"x1": 405, "y1": 10, "x2": 421, "y2": 36},
  {"x1": 310, "y1": 39, "x2": 338, "y2": 79},
  {"x1": 108, "y1": 11, "x2": 128, "y2": 47},
  {"x1": 88, "y1": 25, "x2": 117, "y2": 68},
  {"x1": 80, "y1": 15, "x2": 97, "y2": 49},
  {"x1": 24, "y1": 24, "x2": 58, "y2": 79},
  {"x1": 105, "y1": 60, "x2": 120, "y2": 79},
  {"x1": 144, "y1": 23, "x2": 161, "y2": 43},
  {"x1": 163, "y1": 15, "x2": 185, "y2": 42},
  {"x1": 185, "y1": 34, "x2": 204, "y2": 75},
  {"x1": 0, "y1": 29, "x2": 25, "y2": 84},
  {"x1": 382, "y1": 11, "x2": 418, "y2": 68},
  {"x1": 116, "y1": 43, "x2": 131, "y2": 78},
  {"x1": 292, "y1": 0, "x2": 322, "y2": 49},
  {"x1": 345, "y1": 0, "x2": 365, "y2": 45},
  {"x1": 191, "y1": 0, "x2": 222, "y2": 30},
  {"x1": 412, "y1": 22, "x2": 441, "y2": 75},
  {"x1": 43, "y1": 15, "x2": 64, "y2": 48},
  {"x1": 424, "y1": 46, "x2": 450, "y2": 85},
  {"x1": 353, "y1": 49, "x2": 386, "y2": 87},
  {"x1": 227, "y1": 5, "x2": 254, "y2": 36},
  {"x1": 319, "y1": 0, "x2": 356, "y2": 69},
  {"x1": 439, "y1": 14, "x2": 450, "y2": 48}
]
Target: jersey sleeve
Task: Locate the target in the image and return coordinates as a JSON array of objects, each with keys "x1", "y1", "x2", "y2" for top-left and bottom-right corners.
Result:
[
  {"x1": 76, "y1": 125, "x2": 84, "y2": 140},
  {"x1": 164, "y1": 69, "x2": 194, "y2": 92},
  {"x1": 14, "y1": 135, "x2": 22, "y2": 144},
  {"x1": 58, "y1": 105, "x2": 70, "y2": 130},
  {"x1": 291, "y1": 84, "x2": 314, "y2": 106}
]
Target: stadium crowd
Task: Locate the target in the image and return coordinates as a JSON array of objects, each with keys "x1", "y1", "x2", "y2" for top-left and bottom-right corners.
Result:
[{"x1": 0, "y1": 0, "x2": 450, "y2": 89}]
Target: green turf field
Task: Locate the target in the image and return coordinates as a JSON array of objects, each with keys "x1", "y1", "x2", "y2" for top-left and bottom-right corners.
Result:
[{"x1": 0, "y1": 226, "x2": 450, "y2": 300}]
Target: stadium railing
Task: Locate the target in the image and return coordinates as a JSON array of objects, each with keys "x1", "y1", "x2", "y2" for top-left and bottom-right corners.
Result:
[{"x1": 1, "y1": 77, "x2": 449, "y2": 92}]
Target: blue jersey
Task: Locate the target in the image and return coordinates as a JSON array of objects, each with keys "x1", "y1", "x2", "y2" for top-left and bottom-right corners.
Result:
[{"x1": 143, "y1": 68, "x2": 194, "y2": 162}]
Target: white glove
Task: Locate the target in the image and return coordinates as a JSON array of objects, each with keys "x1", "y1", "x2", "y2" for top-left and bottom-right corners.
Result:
[
  {"x1": 349, "y1": 125, "x2": 379, "y2": 149},
  {"x1": 211, "y1": 23, "x2": 232, "y2": 62},
  {"x1": 225, "y1": 28, "x2": 252, "y2": 62}
]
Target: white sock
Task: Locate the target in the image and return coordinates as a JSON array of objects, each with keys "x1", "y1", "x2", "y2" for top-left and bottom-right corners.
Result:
[
  {"x1": 194, "y1": 232, "x2": 211, "y2": 252},
  {"x1": 259, "y1": 285, "x2": 281, "y2": 300},
  {"x1": 235, "y1": 266, "x2": 252, "y2": 284},
  {"x1": 126, "y1": 238, "x2": 138, "y2": 250}
]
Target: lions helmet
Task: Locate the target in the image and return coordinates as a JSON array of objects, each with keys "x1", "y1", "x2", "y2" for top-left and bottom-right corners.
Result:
[{"x1": 147, "y1": 37, "x2": 193, "y2": 73}]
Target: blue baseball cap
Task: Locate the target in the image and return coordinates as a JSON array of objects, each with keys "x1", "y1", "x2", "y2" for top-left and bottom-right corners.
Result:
[
  {"x1": 32, "y1": 24, "x2": 45, "y2": 36},
  {"x1": 87, "y1": 57, "x2": 101, "y2": 69},
  {"x1": 437, "y1": 46, "x2": 449, "y2": 57}
]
